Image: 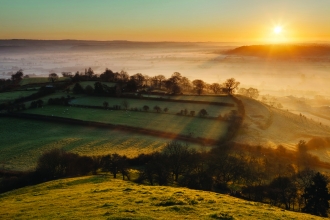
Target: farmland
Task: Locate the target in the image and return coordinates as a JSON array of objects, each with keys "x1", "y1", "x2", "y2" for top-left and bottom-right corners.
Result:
[
  {"x1": 0, "y1": 90, "x2": 38, "y2": 103},
  {"x1": 0, "y1": 175, "x2": 324, "y2": 220},
  {"x1": 0, "y1": 117, "x2": 207, "y2": 171},
  {"x1": 70, "y1": 96, "x2": 236, "y2": 117},
  {"x1": 24, "y1": 105, "x2": 229, "y2": 141},
  {"x1": 19, "y1": 77, "x2": 71, "y2": 86}
]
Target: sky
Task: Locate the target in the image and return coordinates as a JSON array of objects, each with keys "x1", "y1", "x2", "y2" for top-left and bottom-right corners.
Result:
[{"x1": 0, "y1": 0, "x2": 329, "y2": 43}]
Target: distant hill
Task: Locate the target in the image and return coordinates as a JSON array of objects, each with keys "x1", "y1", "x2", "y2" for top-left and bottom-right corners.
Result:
[
  {"x1": 222, "y1": 44, "x2": 330, "y2": 59},
  {"x1": 0, "y1": 175, "x2": 324, "y2": 219},
  {"x1": 0, "y1": 40, "x2": 233, "y2": 53}
]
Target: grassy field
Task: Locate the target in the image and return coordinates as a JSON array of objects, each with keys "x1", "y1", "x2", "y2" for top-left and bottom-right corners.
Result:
[
  {"x1": 142, "y1": 94, "x2": 236, "y2": 104},
  {"x1": 0, "y1": 175, "x2": 323, "y2": 219},
  {"x1": 19, "y1": 77, "x2": 71, "y2": 86},
  {"x1": 0, "y1": 117, "x2": 207, "y2": 171},
  {"x1": 70, "y1": 96, "x2": 236, "y2": 118},
  {"x1": 0, "y1": 90, "x2": 38, "y2": 103},
  {"x1": 24, "y1": 105, "x2": 229, "y2": 141}
]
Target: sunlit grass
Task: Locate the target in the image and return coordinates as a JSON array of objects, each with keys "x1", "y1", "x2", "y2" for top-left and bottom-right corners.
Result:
[
  {"x1": 71, "y1": 96, "x2": 235, "y2": 117},
  {"x1": 19, "y1": 77, "x2": 71, "y2": 86},
  {"x1": 24, "y1": 105, "x2": 229, "y2": 141},
  {"x1": 0, "y1": 175, "x2": 323, "y2": 219},
  {"x1": 0, "y1": 117, "x2": 207, "y2": 171}
]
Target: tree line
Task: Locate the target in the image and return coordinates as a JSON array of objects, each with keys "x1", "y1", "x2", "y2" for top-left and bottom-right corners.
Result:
[{"x1": 1, "y1": 140, "x2": 330, "y2": 216}]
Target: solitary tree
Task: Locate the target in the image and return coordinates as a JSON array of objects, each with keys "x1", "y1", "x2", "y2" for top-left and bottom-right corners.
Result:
[
  {"x1": 303, "y1": 172, "x2": 330, "y2": 216},
  {"x1": 48, "y1": 73, "x2": 59, "y2": 83},
  {"x1": 11, "y1": 69, "x2": 24, "y2": 83},
  {"x1": 154, "y1": 105, "x2": 161, "y2": 113},
  {"x1": 199, "y1": 109, "x2": 208, "y2": 117},
  {"x1": 142, "y1": 105, "x2": 149, "y2": 111}
]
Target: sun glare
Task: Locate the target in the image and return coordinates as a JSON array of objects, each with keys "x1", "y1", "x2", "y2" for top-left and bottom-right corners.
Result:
[{"x1": 274, "y1": 26, "x2": 282, "y2": 34}]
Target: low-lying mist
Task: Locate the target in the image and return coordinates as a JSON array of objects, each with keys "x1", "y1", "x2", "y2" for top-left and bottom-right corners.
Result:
[{"x1": 1, "y1": 40, "x2": 330, "y2": 99}]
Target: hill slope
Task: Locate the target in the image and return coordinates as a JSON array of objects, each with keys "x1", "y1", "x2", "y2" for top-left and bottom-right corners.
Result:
[
  {"x1": 234, "y1": 96, "x2": 330, "y2": 160},
  {"x1": 0, "y1": 175, "x2": 323, "y2": 220}
]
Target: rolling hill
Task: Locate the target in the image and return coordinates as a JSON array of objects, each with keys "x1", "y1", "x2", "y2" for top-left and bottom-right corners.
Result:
[
  {"x1": 234, "y1": 96, "x2": 330, "y2": 162},
  {"x1": 0, "y1": 175, "x2": 324, "y2": 220}
]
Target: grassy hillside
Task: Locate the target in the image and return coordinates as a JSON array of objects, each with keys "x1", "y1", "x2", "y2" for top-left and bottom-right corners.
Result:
[
  {"x1": 0, "y1": 117, "x2": 207, "y2": 171},
  {"x1": 0, "y1": 175, "x2": 323, "y2": 220},
  {"x1": 234, "y1": 96, "x2": 330, "y2": 161}
]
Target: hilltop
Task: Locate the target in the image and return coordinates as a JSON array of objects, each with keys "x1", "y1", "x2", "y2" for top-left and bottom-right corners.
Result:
[
  {"x1": 221, "y1": 44, "x2": 330, "y2": 59},
  {"x1": 0, "y1": 175, "x2": 324, "y2": 220}
]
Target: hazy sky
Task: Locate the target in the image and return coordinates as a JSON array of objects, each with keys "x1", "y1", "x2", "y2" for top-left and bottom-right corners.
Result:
[{"x1": 1, "y1": 0, "x2": 329, "y2": 43}]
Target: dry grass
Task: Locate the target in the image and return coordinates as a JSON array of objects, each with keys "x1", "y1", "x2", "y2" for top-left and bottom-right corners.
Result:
[{"x1": 0, "y1": 175, "x2": 324, "y2": 220}]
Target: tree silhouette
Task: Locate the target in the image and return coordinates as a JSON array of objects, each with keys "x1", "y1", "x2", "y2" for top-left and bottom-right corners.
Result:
[
  {"x1": 11, "y1": 69, "x2": 24, "y2": 83},
  {"x1": 192, "y1": 79, "x2": 206, "y2": 95},
  {"x1": 143, "y1": 105, "x2": 149, "y2": 111},
  {"x1": 210, "y1": 83, "x2": 221, "y2": 94},
  {"x1": 302, "y1": 172, "x2": 330, "y2": 216},
  {"x1": 48, "y1": 73, "x2": 59, "y2": 83},
  {"x1": 223, "y1": 78, "x2": 240, "y2": 94},
  {"x1": 199, "y1": 109, "x2": 208, "y2": 117},
  {"x1": 153, "y1": 105, "x2": 161, "y2": 113}
]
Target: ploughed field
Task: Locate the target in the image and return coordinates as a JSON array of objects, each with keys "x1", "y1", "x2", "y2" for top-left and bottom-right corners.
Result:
[{"x1": 0, "y1": 175, "x2": 323, "y2": 220}]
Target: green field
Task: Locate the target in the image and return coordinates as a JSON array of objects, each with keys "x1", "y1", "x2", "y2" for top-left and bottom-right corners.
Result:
[
  {"x1": 0, "y1": 90, "x2": 38, "y2": 103},
  {"x1": 25, "y1": 105, "x2": 229, "y2": 140},
  {"x1": 143, "y1": 95, "x2": 237, "y2": 105},
  {"x1": 70, "y1": 96, "x2": 236, "y2": 117},
  {"x1": 19, "y1": 77, "x2": 71, "y2": 86},
  {"x1": 0, "y1": 117, "x2": 208, "y2": 171},
  {"x1": 0, "y1": 175, "x2": 323, "y2": 220}
]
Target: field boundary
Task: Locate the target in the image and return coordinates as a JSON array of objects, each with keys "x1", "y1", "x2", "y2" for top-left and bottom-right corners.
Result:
[
  {"x1": 118, "y1": 95, "x2": 236, "y2": 107},
  {"x1": 1, "y1": 113, "x2": 223, "y2": 146}
]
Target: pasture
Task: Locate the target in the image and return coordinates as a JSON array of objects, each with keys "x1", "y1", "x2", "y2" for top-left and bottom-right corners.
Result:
[
  {"x1": 70, "y1": 96, "x2": 236, "y2": 117},
  {"x1": 0, "y1": 117, "x2": 207, "y2": 171},
  {"x1": 0, "y1": 175, "x2": 323, "y2": 219},
  {"x1": 24, "y1": 105, "x2": 229, "y2": 141},
  {"x1": 19, "y1": 77, "x2": 71, "y2": 86},
  {"x1": 0, "y1": 90, "x2": 37, "y2": 103}
]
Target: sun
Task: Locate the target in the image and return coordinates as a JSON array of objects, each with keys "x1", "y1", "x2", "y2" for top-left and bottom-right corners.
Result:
[{"x1": 274, "y1": 26, "x2": 282, "y2": 34}]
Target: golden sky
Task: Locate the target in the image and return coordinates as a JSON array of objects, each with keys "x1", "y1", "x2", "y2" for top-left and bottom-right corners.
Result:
[{"x1": 0, "y1": 0, "x2": 329, "y2": 43}]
